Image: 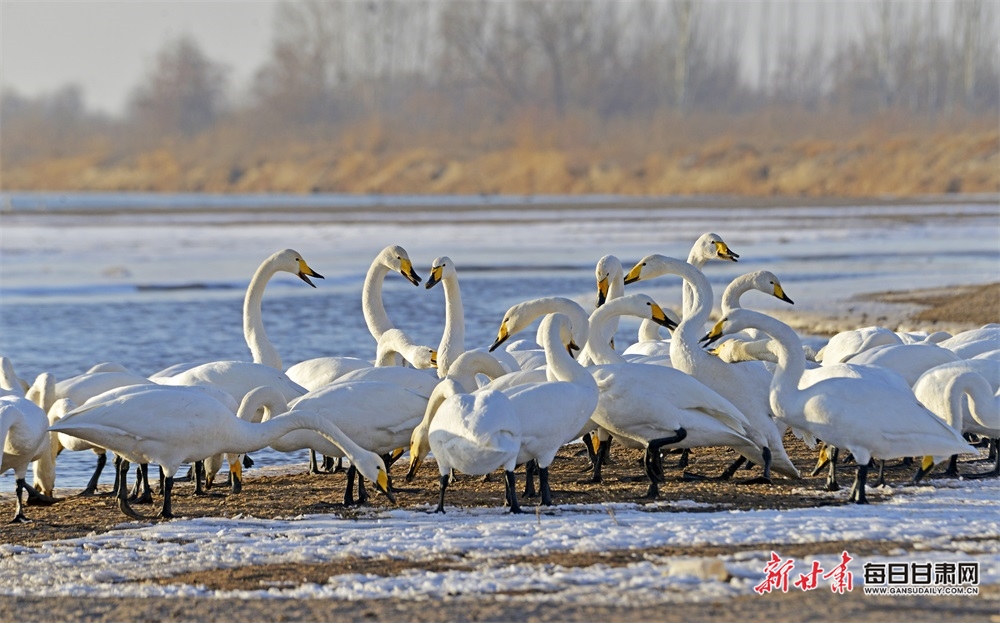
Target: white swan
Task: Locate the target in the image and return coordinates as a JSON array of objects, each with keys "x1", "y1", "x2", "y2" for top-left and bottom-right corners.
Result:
[
  {"x1": 244, "y1": 248, "x2": 324, "y2": 370},
  {"x1": 578, "y1": 295, "x2": 762, "y2": 495},
  {"x1": 912, "y1": 359, "x2": 1000, "y2": 479},
  {"x1": 624, "y1": 254, "x2": 799, "y2": 482},
  {"x1": 578, "y1": 294, "x2": 675, "y2": 365},
  {"x1": 280, "y1": 380, "x2": 429, "y2": 504},
  {"x1": 845, "y1": 342, "x2": 961, "y2": 387},
  {"x1": 50, "y1": 384, "x2": 392, "y2": 518},
  {"x1": 938, "y1": 325, "x2": 1000, "y2": 359},
  {"x1": 816, "y1": 326, "x2": 903, "y2": 365},
  {"x1": 147, "y1": 249, "x2": 323, "y2": 379},
  {"x1": 493, "y1": 313, "x2": 600, "y2": 506},
  {"x1": 2, "y1": 367, "x2": 57, "y2": 521},
  {"x1": 705, "y1": 309, "x2": 977, "y2": 503},
  {"x1": 425, "y1": 256, "x2": 465, "y2": 376},
  {"x1": 419, "y1": 378, "x2": 523, "y2": 513},
  {"x1": 489, "y1": 297, "x2": 591, "y2": 367},
  {"x1": 285, "y1": 245, "x2": 423, "y2": 389}
]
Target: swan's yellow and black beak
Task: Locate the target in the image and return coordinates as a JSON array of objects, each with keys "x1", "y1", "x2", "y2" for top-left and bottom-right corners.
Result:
[
  {"x1": 700, "y1": 318, "x2": 726, "y2": 346},
  {"x1": 429, "y1": 350, "x2": 439, "y2": 369},
  {"x1": 376, "y1": 469, "x2": 396, "y2": 504},
  {"x1": 425, "y1": 265, "x2": 444, "y2": 289},
  {"x1": 715, "y1": 241, "x2": 739, "y2": 262},
  {"x1": 405, "y1": 451, "x2": 423, "y2": 483},
  {"x1": 566, "y1": 340, "x2": 581, "y2": 356},
  {"x1": 297, "y1": 259, "x2": 324, "y2": 288},
  {"x1": 400, "y1": 258, "x2": 422, "y2": 286},
  {"x1": 773, "y1": 283, "x2": 794, "y2": 305},
  {"x1": 649, "y1": 302, "x2": 677, "y2": 330},
  {"x1": 623, "y1": 262, "x2": 645, "y2": 285},
  {"x1": 597, "y1": 276, "x2": 610, "y2": 307},
  {"x1": 489, "y1": 322, "x2": 510, "y2": 352},
  {"x1": 810, "y1": 445, "x2": 831, "y2": 476},
  {"x1": 912, "y1": 456, "x2": 937, "y2": 483}
]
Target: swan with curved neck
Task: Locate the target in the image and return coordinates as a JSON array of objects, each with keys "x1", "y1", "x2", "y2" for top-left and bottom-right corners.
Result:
[
  {"x1": 245, "y1": 249, "x2": 324, "y2": 370},
  {"x1": 285, "y1": 245, "x2": 423, "y2": 390},
  {"x1": 50, "y1": 384, "x2": 393, "y2": 518},
  {"x1": 425, "y1": 256, "x2": 465, "y2": 376},
  {"x1": 579, "y1": 294, "x2": 675, "y2": 365},
  {"x1": 624, "y1": 254, "x2": 799, "y2": 481},
  {"x1": 489, "y1": 297, "x2": 591, "y2": 359},
  {"x1": 705, "y1": 309, "x2": 977, "y2": 502}
]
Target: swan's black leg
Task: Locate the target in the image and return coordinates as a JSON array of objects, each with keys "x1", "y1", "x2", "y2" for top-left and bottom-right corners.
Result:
[
  {"x1": 357, "y1": 473, "x2": 369, "y2": 505},
  {"x1": 582, "y1": 433, "x2": 598, "y2": 469},
  {"x1": 849, "y1": 463, "x2": 869, "y2": 504},
  {"x1": 11, "y1": 479, "x2": 30, "y2": 523},
  {"x1": 115, "y1": 459, "x2": 148, "y2": 520},
  {"x1": 963, "y1": 440, "x2": 1000, "y2": 479},
  {"x1": 523, "y1": 459, "x2": 538, "y2": 498},
  {"x1": 160, "y1": 476, "x2": 175, "y2": 518},
  {"x1": 132, "y1": 464, "x2": 153, "y2": 504},
  {"x1": 435, "y1": 474, "x2": 449, "y2": 513},
  {"x1": 193, "y1": 461, "x2": 206, "y2": 495},
  {"x1": 505, "y1": 470, "x2": 522, "y2": 514},
  {"x1": 79, "y1": 452, "x2": 108, "y2": 497},
  {"x1": 674, "y1": 448, "x2": 690, "y2": 469},
  {"x1": 737, "y1": 447, "x2": 773, "y2": 485},
  {"x1": 873, "y1": 459, "x2": 887, "y2": 488},
  {"x1": 539, "y1": 466, "x2": 552, "y2": 506},
  {"x1": 309, "y1": 450, "x2": 321, "y2": 474},
  {"x1": 129, "y1": 466, "x2": 144, "y2": 500},
  {"x1": 343, "y1": 465, "x2": 357, "y2": 505},
  {"x1": 24, "y1": 480, "x2": 58, "y2": 507},
  {"x1": 824, "y1": 447, "x2": 840, "y2": 491}
]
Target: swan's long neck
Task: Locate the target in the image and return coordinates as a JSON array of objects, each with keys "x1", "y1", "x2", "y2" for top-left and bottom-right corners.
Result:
[
  {"x1": 541, "y1": 320, "x2": 596, "y2": 389},
  {"x1": 516, "y1": 297, "x2": 591, "y2": 351},
  {"x1": 736, "y1": 311, "x2": 808, "y2": 424},
  {"x1": 362, "y1": 262, "x2": 393, "y2": 342},
  {"x1": 946, "y1": 372, "x2": 995, "y2": 432},
  {"x1": 720, "y1": 273, "x2": 755, "y2": 314},
  {"x1": 581, "y1": 299, "x2": 643, "y2": 365},
  {"x1": 684, "y1": 247, "x2": 710, "y2": 317},
  {"x1": 447, "y1": 351, "x2": 508, "y2": 392},
  {"x1": 244, "y1": 259, "x2": 282, "y2": 370},
  {"x1": 437, "y1": 275, "x2": 465, "y2": 377},
  {"x1": 230, "y1": 409, "x2": 367, "y2": 466},
  {"x1": 238, "y1": 386, "x2": 291, "y2": 423},
  {"x1": 661, "y1": 259, "x2": 713, "y2": 373},
  {"x1": 637, "y1": 319, "x2": 665, "y2": 342}
]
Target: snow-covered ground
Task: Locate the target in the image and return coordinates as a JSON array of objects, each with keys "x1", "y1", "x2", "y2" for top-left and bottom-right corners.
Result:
[{"x1": 0, "y1": 468, "x2": 996, "y2": 602}]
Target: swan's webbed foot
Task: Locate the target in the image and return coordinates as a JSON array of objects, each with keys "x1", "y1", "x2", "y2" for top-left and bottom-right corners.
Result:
[
  {"x1": 848, "y1": 464, "x2": 869, "y2": 504},
  {"x1": 522, "y1": 459, "x2": 539, "y2": 498},
  {"x1": 24, "y1": 482, "x2": 59, "y2": 506},
  {"x1": 640, "y1": 480, "x2": 660, "y2": 500}
]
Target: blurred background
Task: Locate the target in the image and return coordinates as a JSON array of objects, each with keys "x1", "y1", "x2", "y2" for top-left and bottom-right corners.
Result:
[{"x1": 2, "y1": 0, "x2": 998, "y2": 196}]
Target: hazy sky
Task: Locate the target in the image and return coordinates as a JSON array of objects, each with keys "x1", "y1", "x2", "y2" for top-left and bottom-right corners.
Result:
[
  {"x1": 0, "y1": 1, "x2": 956, "y2": 116},
  {"x1": 1, "y1": 1, "x2": 278, "y2": 114}
]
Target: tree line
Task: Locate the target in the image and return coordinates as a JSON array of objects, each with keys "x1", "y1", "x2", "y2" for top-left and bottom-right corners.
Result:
[{"x1": 2, "y1": 0, "x2": 997, "y2": 175}]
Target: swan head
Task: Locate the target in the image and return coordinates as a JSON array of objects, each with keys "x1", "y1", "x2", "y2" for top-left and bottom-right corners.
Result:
[
  {"x1": 425, "y1": 256, "x2": 457, "y2": 290},
  {"x1": 701, "y1": 310, "x2": 754, "y2": 347},
  {"x1": 354, "y1": 452, "x2": 396, "y2": 503},
  {"x1": 694, "y1": 233, "x2": 739, "y2": 263},
  {"x1": 382, "y1": 245, "x2": 422, "y2": 286},
  {"x1": 272, "y1": 249, "x2": 324, "y2": 288},
  {"x1": 489, "y1": 306, "x2": 526, "y2": 352},
  {"x1": 750, "y1": 270, "x2": 794, "y2": 305},
  {"x1": 405, "y1": 422, "x2": 430, "y2": 482},
  {"x1": 623, "y1": 255, "x2": 655, "y2": 285},
  {"x1": 595, "y1": 255, "x2": 623, "y2": 307}
]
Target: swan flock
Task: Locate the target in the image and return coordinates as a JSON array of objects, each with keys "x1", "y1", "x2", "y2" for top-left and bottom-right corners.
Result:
[{"x1": 3, "y1": 236, "x2": 997, "y2": 523}]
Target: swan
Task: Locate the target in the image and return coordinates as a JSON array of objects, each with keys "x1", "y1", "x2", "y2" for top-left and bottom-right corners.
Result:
[
  {"x1": 492, "y1": 313, "x2": 600, "y2": 506},
  {"x1": 816, "y1": 326, "x2": 903, "y2": 365},
  {"x1": 578, "y1": 294, "x2": 676, "y2": 365},
  {"x1": 34, "y1": 369, "x2": 157, "y2": 496},
  {"x1": 845, "y1": 342, "x2": 961, "y2": 387},
  {"x1": 418, "y1": 378, "x2": 523, "y2": 513},
  {"x1": 243, "y1": 249, "x2": 324, "y2": 370},
  {"x1": 624, "y1": 254, "x2": 799, "y2": 482},
  {"x1": 705, "y1": 309, "x2": 977, "y2": 503},
  {"x1": 489, "y1": 297, "x2": 591, "y2": 367},
  {"x1": 285, "y1": 245, "x2": 422, "y2": 389},
  {"x1": 578, "y1": 295, "x2": 762, "y2": 495},
  {"x1": 938, "y1": 325, "x2": 1000, "y2": 359},
  {"x1": 425, "y1": 256, "x2": 465, "y2": 376},
  {"x1": 280, "y1": 380, "x2": 429, "y2": 504},
  {"x1": 912, "y1": 359, "x2": 1000, "y2": 479},
  {"x1": 2, "y1": 369, "x2": 57, "y2": 522},
  {"x1": 49, "y1": 384, "x2": 392, "y2": 519},
  {"x1": 147, "y1": 249, "x2": 324, "y2": 380},
  {"x1": 328, "y1": 328, "x2": 441, "y2": 398}
]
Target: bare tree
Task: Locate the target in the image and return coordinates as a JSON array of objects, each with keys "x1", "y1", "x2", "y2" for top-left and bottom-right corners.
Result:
[{"x1": 129, "y1": 36, "x2": 228, "y2": 136}]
